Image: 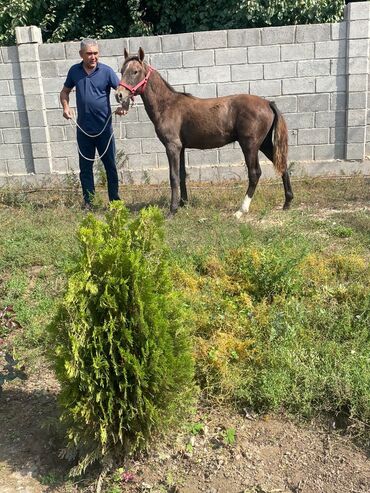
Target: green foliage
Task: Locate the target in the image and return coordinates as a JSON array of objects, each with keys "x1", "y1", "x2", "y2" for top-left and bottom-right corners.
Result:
[
  {"x1": 48, "y1": 202, "x2": 195, "y2": 475},
  {"x1": 222, "y1": 427, "x2": 236, "y2": 446},
  {"x1": 0, "y1": 0, "x2": 345, "y2": 45}
]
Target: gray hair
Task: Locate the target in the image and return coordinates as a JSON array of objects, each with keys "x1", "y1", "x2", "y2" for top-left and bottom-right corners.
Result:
[{"x1": 80, "y1": 38, "x2": 98, "y2": 51}]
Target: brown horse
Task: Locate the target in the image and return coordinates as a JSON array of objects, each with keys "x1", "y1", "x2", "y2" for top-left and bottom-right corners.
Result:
[{"x1": 116, "y1": 48, "x2": 293, "y2": 216}]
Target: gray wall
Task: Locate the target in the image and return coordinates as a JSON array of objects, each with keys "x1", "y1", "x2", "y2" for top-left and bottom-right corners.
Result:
[{"x1": 0, "y1": 1, "x2": 369, "y2": 186}]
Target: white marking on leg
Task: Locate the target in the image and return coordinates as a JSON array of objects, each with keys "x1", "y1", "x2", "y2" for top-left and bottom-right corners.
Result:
[{"x1": 234, "y1": 195, "x2": 252, "y2": 219}]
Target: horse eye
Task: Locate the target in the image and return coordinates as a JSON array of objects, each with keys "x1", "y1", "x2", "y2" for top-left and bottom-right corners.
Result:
[{"x1": 134, "y1": 70, "x2": 138, "y2": 75}]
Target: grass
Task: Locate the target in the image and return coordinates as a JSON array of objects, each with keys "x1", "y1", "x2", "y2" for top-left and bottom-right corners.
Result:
[{"x1": 0, "y1": 175, "x2": 369, "y2": 448}]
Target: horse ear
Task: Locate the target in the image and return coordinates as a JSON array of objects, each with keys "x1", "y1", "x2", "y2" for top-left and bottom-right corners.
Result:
[
  {"x1": 124, "y1": 48, "x2": 129, "y2": 59},
  {"x1": 138, "y1": 47, "x2": 145, "y2": 61}
]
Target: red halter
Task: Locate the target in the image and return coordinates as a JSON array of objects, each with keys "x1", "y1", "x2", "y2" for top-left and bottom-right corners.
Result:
[{"x1": 118, "y1": 65, "x2": 154, "y2": 98}]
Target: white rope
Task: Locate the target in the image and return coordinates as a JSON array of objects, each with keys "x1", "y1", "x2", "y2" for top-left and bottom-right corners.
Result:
[{"x1": 69, "y1": 112, "x2": 115, "y2": 162}]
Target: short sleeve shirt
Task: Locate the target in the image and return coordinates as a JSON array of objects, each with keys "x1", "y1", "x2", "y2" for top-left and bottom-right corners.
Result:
[{"x1": 64, "y1": 62, "x2": 119, "y2": 133}]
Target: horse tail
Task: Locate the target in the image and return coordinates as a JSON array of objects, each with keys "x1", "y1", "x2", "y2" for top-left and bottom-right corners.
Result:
[{"x1": 270, "y1": 101, "x2": 288, "y2": 176}]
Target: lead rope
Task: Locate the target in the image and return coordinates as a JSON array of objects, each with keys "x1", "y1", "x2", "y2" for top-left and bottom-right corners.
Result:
[{"x1": 69, "y1": 113, "x2": 114, "y2": 162}]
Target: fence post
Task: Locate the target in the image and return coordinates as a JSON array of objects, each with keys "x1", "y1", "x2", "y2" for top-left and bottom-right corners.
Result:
[
  {"x1": 345, "y1": 1, "x2": 370, "y2": 160},
  {"x1": 15, "y1": 26, "x2": 53, "y2": 175}
]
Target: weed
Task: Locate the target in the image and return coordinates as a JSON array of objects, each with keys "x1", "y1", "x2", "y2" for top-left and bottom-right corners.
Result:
[{"x1": 223, "y1": 427, "x2": 236, "y2": 446}]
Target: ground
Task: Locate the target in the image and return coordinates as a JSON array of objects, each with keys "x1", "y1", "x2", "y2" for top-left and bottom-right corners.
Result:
[{"x1": 0, "y1": 358, "x2": 369, "y2": 493}]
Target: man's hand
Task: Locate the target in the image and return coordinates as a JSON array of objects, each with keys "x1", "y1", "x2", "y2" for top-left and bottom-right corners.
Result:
[
  {"x1": 62, "y1": 108, "x2": 74, "y2": 120},
  {"x1": 115, "y1": 106, "x2": 128, "y2": 116}
]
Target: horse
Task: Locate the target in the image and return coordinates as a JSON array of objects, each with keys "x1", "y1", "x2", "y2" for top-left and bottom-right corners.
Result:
[{"x1": 116, "y1": 48, "x2": 293, "y2": 217}]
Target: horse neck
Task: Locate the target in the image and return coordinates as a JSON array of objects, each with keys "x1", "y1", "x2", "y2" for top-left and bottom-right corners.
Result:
[{"x1": 141, "y1": 70, "x2": 176, "y2": 122}]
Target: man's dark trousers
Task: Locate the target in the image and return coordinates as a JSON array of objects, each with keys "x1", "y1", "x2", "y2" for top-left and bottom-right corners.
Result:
[{"x1": 77, "y1": 126, "x2": 120, "y2": 204}]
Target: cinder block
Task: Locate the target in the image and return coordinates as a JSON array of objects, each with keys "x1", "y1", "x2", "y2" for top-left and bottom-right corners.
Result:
[
  {"x1": 187, "y1": 150, "x2": 218, "y2": 166},
  {"x1": 52, "y1": 158, "x2": 68, "y2": 173},
  {"x1": 331, "y1": 22, "x2": 347, "y2": 40},
  {"x1": 215, "y1": 47, "x2": 246, "y2": 65},
  {"x1": 330, "y1": 127, "x2": 346, "y2": 144},
  {"x1": 347, "y1": 92, "x2": 367, "y2": 109},
  {"x1": 298, "y1": 94, "x2": 329, "y2": 112},
  {"x1": 32, "y1": 142, "x2": 51, "y2": 158},
  {"x1": 316, "y1": 75, "x2": 346, "y2": 93},
  {"x1": 273, "y1": 96, "x2": 297, "y2": 113},
  {"x1": 285, "y1": 113, "x2": 314, "y2": 129},
  {"x1": 142, "y1": 138, "x2": 164, "y2": 153},
  {"x1": 127, "y1": 153, "x2": 157, "y2": 169},
  {"x1": 65, "y1": 41, "x2": 82, "y2": 59},
  {"x1": 347, "y1": 109, "x2": 367, "y2": 126},
  {"x1": 128, "y1": 36, "x2": 161, "y2": 54},
  {"x1": 281, "y1": 44, "x2": 314, "y2": 61},
  {"x1": 288, "y1": 145, "x2": 313, "y2": 161},
  {"x1": 348, "y1": 38, "x2": 368, "y2": 57},
  {"x1": 348, "y1": 20, "x2": 370, "y2": 39},
  {"x1": 24, "y1": 94, "x2": 46, "y2": 111},
  {"x1": 0, "y1": 159, "x2": 7, "y2": 174},
  {"x1": 315, "y1": 110, "x2": 346, "y2": 128},
  {"x1": 219, "y1": 148, "x2": 243, "y2": 164},
  {"x1": 228, "y1": 28, "x2": 261, "y2": 47},
  {"x1": 44, "y1": 94, "x2": 60, "y2": 109},
  {"x1": 49, "y1": 127, "x2": 65, "y2": 142},
  {"x1": 347, "y1": 126, "x2": 366, "y2": 143},
  {"x1": 315, "y1": 40, "x2": 345, "y2": 59},
  {"x1": 261, "y1": 25, "x2": 295, "y2": 45},
  {"x1": 97, "y1": 38, "x2": 126, "y2": 56},
  {"x1": 346, "y1": 143, "x2": 365, "y2": 160},
  {"x1": 162, "y1": 33, "x2": 194, "y2": 52},
  {"x1": 23, "y1": 79, "x2": 43, "y2": 95},
  {"x1": 298, "y1": 60, "x2": 330, "y2": 77},
  {"x1": 0, "y1": 81, "x2": 10, "y2": 96},
  {"x1": 3, "y1": 128, "x2": 30, "y2": 144},
  {"x1": 264, "y1": 61, "x2": 296, "y2": 79},
  {"x1": 184, "y1": 83, "x2": 217, "y2": 98},
  {"x1": 0, "y1": 63, "x2": 21, "y2": 80},
  {"x1": 29, "y1": 110, "x2": 48, "y2": 126},
  {"x1": 40, "y1": 61, "x2": 58, "y2": 77},
  {"x1": 19, "y1": 61, "x2": 40, "y2": 79},
  {"x1": 33, "y1": 158, "x2": 52, "y2": 173},
  {"x1": 231, "y1": 64, "x2": 263, "y2": 81},
  {"x1": 167, "y1": 68, "x2": 198, "y2": 85},
  {"x1": 331, "y1": 92, "x2": 347, "y2": 110},
  {"x1": 194, "y1": 30, "x2": 227, "y2": 50},
  {"x1": 43, "y1": 78, "x2": 64, "y2": 93},
  {"x1": 346, "y1": 1, "x2": 370, "y2": 20},
  {"x1": 7, "y1": 159, "x2": 28, "y2": 174},
  {"x1": 298, "y1": 128, "x2": 329, "y2": 145},
  {"x1": 15, "y1": 26, "x2": 42, "y2": 45},
  {"x1": 18, "y1": 44, "x2": 39, "y2": 62},
  {"x1": 217, "y1": 82, "x2": 249, "y2": 97},
  {"x1": 282, "y1": 77, "x2": 315, "y2": 95},
  {"x1": 39, "y1": 43, "x2": 65, "y2": 60},
  {"x1": 248, "y1": 45, "x2": 280, "y2": 63},
  {"x1": 149, "y1": 52, "x2": 182, "y2": 69},
  {"x1": 183, "y1": 50, "x2": 214, "y2": 67},
  {"x1": 250, "y1": 80, "x2": 281, "y2": 97},
  {"x1": 348, "y1": 74, "x2": 367, "y2": 92},
  {"x1": 199, "y1": 66, "x2": 230, "y2": 83},
  {"x1": 1, "y1": 46, "x2": 19, "y2": 63},
  {"x1": 0, "y1": 144, "x2": 20, "y2": 159},
  {"x1": 314, "y1": 144, "x2": 345, "y2": 160},
  {"x1": 330, "y1": 58, "x2": 346, "y2": 76},
  {"x1": 50, "y1": 141, "x2": 77, "y2": 158},
  {"x1": 125, "y1": 122, "x2": 156, "y2": 139},
  {"x1": 30, "y1": 127, "x2": 50, "y2": 143},
  {"x1": 2, "y1": 96, "x2": 25, "y2": 112},
  {"x1": 296, "y1": 24, "x2": 330, "y2": 43},
  {"x1": 348, "y1": 57, "x2": 369, "y2": 74},
  {"x1": 0, "y1": 113, "x2": 16, "y2": 128}
]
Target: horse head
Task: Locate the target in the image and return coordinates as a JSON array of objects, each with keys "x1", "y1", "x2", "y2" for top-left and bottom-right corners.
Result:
[{"x1": 116, "y1": 47, "x2": 153, "y2": 109}]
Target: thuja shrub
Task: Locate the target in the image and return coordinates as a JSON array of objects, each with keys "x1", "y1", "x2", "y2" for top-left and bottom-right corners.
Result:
[{"x1": 48, "y1": 202, "x2": 195, "y2": 475}]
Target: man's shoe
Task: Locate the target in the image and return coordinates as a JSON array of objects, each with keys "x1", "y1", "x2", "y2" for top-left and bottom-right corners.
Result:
[{"x1": 81, "y1": 202, "x2": 93, "y2": 211}]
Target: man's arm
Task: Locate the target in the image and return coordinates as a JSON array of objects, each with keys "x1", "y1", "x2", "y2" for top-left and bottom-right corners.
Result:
[{"x1": 60, "y1": 86, "x2": 73, "y2": 119}]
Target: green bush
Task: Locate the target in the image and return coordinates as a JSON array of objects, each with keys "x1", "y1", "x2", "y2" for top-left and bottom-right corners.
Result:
[{"x1": 48, "y1": 202, "x2": 195, "y2": 475}]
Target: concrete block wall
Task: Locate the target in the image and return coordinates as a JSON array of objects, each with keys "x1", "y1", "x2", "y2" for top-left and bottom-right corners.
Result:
[{"x1": 0, "y1": 1, "x2": 369, "y2": 186}]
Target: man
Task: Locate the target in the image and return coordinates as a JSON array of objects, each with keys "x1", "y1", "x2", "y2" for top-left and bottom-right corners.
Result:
[{"x1": 60, "y1": 38, "x2": 125, "y2": 208}]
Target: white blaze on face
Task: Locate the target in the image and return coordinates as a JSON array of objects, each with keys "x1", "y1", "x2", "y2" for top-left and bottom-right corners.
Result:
[{"x1": 234, "y1": 195, "x2": 252, "y2": 219}]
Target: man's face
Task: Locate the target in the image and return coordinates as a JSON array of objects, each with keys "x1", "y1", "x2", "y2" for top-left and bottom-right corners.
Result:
[{"x1": 80, "y1": 45, "x2": 99, "y2": 70}]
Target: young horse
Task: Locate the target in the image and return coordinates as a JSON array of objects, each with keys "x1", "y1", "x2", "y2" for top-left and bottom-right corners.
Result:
[{"x1": 116, "y1": 48, "x2": 293, "y2": 216}]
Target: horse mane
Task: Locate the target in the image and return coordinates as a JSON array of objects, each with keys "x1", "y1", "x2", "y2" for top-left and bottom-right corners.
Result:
[{"x1": 123, "y1": 55, "x2": 194, "y2": 98}]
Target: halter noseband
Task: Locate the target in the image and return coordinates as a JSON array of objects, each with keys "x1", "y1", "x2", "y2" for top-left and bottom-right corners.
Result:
[{"x1": 118, "y1": 65, "x2": 154, "y2": 98}]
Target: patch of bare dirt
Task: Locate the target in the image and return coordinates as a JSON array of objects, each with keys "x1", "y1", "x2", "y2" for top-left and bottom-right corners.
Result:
[{"x1": 0, "y1": 367, "x2": 369, "y2": 493}]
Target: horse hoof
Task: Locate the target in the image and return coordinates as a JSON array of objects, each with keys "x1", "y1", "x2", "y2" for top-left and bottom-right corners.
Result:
[
  {"x1": 283, "y1": 202, "x2": 292, "y2": 210},
  {"x1": 234, "y1": 210, "x2": 243, "y2": 219}
]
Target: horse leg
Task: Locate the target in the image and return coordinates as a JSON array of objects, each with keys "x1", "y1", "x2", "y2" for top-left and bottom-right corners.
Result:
[
  {"x1": 282, "y1": 170, "x2": 293, "y2": 209},
  {"x1": 179, "y1": 147, "x2": 188, "y2": 207},
  {"x1": 166, "y1": 142, "x2": 182, "y2": 214},
  {"x1": 234, "y1": 142, "x2": 261, "y2": 219}
]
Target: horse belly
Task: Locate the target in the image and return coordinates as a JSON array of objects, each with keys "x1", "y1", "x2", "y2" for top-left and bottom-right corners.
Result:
[{"x1": 181, "y1": 124, "x2": 234, "y2": 149}]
